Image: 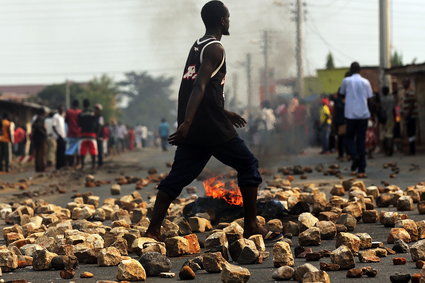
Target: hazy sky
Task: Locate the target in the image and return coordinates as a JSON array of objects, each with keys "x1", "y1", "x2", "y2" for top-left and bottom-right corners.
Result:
[{"x1": 1, "y1": 0, "x2": 424, "y2": 104}]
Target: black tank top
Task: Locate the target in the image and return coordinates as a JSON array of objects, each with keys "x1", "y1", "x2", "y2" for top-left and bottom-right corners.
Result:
[{"x1": 177, "y1": 37, "x2": 237, "y2": 145}]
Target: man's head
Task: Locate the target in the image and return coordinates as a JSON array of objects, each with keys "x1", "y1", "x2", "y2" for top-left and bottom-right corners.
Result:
[
  {"x1": 57, "y1": 105, "x2": 64, "y2": 115},
  {"x1": 94, "y1": 104, "x2": 102, "y2": 115},
  {"x1": 382, "y1": 86, "x2": 390, "y2": 96},
  {"x1": 161, "y1": 118, "x2": 166, "y2": 123},
  {"x1": 83, "y1": 99, "x2": 90, "y2": 109},
  {"x1": 201, "y1": 1, "x2": 230, "y2": 35},
  {"x1": 72, "y1": 99, "x2": 79, "y2": 109},
  {"x1": 349, "y1": 62, "x2": 361, "y2": 74}
]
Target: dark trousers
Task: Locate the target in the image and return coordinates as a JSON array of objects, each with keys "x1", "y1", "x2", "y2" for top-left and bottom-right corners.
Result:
[
  {"x1": 346, "y1": 119, "x2": 368, "y2": 173},
  {"x1": 320, "y1": 124, "x2": 331, "y2": 152},
  {"x1": 406, "y1": 117, "x2": 417, "y2": 155},
  {"x1": 0, "y1": 142, "x2": 9, "y2": 171},
  {"x1": 337, "y1": 134, "x2": 345, "y2": 158},
  {"x1": 56, "y1": 138, "x2": 66, "y2": 169},
  {"x1": 34, "y1": 142, "x2": 47, "y2": 172},
  {"x1": 97, "y1": 138, "x2": 103, "y2": 166},
  {"x1": 158, "y1": 137, "x2": 262, "y2": 200},
  {"x1": 161, "y1": 136, "x2": 168, "y2": 151}
]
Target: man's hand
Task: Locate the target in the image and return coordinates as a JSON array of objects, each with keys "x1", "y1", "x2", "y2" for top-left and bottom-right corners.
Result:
[
  {"x1": 226, "y1": 111, "x2": 247, "y2": 128},
  {"x1": 168, "y1": 121, "x2": 191, "y2": 145}
]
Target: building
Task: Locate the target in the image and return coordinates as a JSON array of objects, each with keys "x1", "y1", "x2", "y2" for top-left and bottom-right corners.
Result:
[{"x1": 0, "y1": 84, "x2": 48, "y2": 102}]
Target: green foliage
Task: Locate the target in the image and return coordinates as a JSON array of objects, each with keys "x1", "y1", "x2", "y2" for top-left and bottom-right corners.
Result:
[
  {"x1": 119, "y1": 72, "x2": 175, "y2": 129},
  {"x1": 79, "y1": 75, "x2": 119, "y2": 122},
  {"x1": 325, "y1": 52, "x2": 335, "y2": 69},
  {"x1": 35, "y1": 82, "x2": 84, "y2": 108},
  {"x1": 391, "y1": 51, "x2": 403, "y2": 67}
]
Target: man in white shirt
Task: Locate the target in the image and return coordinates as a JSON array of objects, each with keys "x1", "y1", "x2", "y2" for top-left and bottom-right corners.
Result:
[
  {"x1": 52, "y1": 106, "x2": 66, "y2": 169},
  {"x1": 339, "y1": 62, "x2": 373, "y2": 177},
  {"x1": 44, "y1": 112, "x2": 56, "y2": 167}
]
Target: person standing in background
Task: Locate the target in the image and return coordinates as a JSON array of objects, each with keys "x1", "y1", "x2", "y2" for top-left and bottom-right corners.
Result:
[
  {"x1": 52, "y1": 106, "x2": 66, "y2": 169},
  {"x1": 44, "y1": 112, "x2": 56, "y2": 167},
  {"x1": 401, "y1": 79, "x2": 418, "y2": 155},
  {"x1": 32, "y1": 109, "x2": 48, "y2": 172},
  {"x1": 379, "y1": 86, "x2": 395, "y2": 156},
  {"x1": 65, "y1": 99, "x2": 81, "y2": 167},
  {"x1": 319, "y1": 98, "x2": 332, "y2": 154},
  {"x1": 0, "y1": 113, "x2": 13, "y2": 172},
  {"x1": 78, "y1": 99, "x2": 99, "y2": 170},
  {"x1": 94, "y1": 104, "x2": 105, "y2": 167},
  {"x1": 14, "y1": 124, "x2": 26, "y2": 162},
  {"x1": 158, "y1": 118, "x2": 170, "y2": 151}
]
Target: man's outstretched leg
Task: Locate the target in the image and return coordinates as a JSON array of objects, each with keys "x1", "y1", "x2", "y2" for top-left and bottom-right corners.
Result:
[
  {"x1": 240, "y1": 186, "x2": 267, "y2": 239},
  {"x1": 145, "y1": 191, "x2": 173, "y2": 241}
]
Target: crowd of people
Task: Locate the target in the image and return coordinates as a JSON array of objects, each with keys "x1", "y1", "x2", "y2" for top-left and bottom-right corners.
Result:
[{"x1": 0, "y1": 99, "x2": 170, "y2": 173}]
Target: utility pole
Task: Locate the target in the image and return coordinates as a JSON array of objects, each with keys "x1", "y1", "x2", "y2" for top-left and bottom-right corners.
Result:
[
  {"x1": 263, "y1": 30, "x2": 269, "y2": 102},
  {"x1": 379, "y1": 0, "x2": 391, "y2": 89},
  {"x1": 65, "y1": 79, "x2": 70, "y2": 110},
  {"x1": 295, "y1": 0, "x2": 304, "y2": 97},
  {"x1": 246, "y1": 53, "x2": 252, "y2": 116}
]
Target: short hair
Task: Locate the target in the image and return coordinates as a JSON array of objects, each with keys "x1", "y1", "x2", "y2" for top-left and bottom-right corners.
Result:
[
  {"x1": 350, "y1": 62, "x2": 361, "y2": 73},
  {"x1": 201, "y1": 1, "x2": 227, "y2": 28},
  {"x1": 382, "y1": 86, "x2": 390, "y2": 95},
  {"x1": 72, "y1": 99, "x2": 79, "y2": 108},
  {"x1": 83, "y1": 99, "x2": 90, "y2": 108}
]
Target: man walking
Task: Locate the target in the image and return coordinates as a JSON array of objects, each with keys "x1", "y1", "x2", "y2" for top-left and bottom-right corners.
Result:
[
  {"x1": 78, "y1": 99, "x2": 99, "y2": 170},
  {"x1": 65, "y1": 100, "x2": 81, "y2": 167},
  {"x1": 146, "y1": 1, "x2": 268, "y2": 241},
  {"x1": 158, "y1": 118, "x2": 170, "y2": 151},
  {"x1": 0, "y1": 113, "x2": 13, "y2": 172},
  {"x1": 339, "y1": 62, "x2": 373, "y2": 178}
]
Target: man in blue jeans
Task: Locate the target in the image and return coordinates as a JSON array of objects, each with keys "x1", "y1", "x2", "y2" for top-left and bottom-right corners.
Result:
[
  {"x1": 145, "y1": 1, "x2": 268, "y2": 241},
  {"x1": 158, "y1": 118, "x2": 169, "y2": 151},
  {"x1": 339, "y1": 62, "x2": 373, "y2": 178}
]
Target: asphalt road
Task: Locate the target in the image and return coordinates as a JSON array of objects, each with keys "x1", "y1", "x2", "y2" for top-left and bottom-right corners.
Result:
[{"x1": 1, "y1": 146, "x2": 425, "y2": 283}]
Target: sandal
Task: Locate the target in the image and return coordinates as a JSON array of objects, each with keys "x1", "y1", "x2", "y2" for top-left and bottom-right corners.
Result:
[{"x1": 264, "y1": 231, "x2": 284, "y2": 243}]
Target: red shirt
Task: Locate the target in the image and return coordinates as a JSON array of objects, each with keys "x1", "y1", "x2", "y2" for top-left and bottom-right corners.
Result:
[
  {"x1": 293, "y1": 105, "x2": 307, "y2": 126},
  {"x1": 14, "y1": 127, "x2": 26, "y2": 144},
  {"x1": 65, "y1": 108, "x2": 81, "y2": 138}
]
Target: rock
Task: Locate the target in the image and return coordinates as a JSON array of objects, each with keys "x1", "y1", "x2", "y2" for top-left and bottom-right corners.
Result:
[
  {"x1": 273, "y1": 241, "x2": 294, "y2": 267},
  {"x1": 362, "y1": 210, "x2": 379, "y2": 223},
  {"x1": 183, "y1": 256, "x2": 204, "y2": 272},
  {"x1": 298, "y1": 227, "x2": 321, "y2": 246},
  {"x1": 202, "y1": 252, "x2": 227, "y2": 273},
  {"x1": 165, "y1": 236, "x2": 190, "y2": 257},
  {"x1": 315, "y1": 221, "x2": 337, "y2": 240},
  {"x1": 0, "y1": 248, "x2": 19, "y2": 272},
  {"x1": 141, "y1": 242, "x2": 166, "y2": 256},
  {"x1": 411, "y1": 273, "x2": 422, "y2": 283},
  {"x1": 179, "y1": 266, "x2": 196, "y2": 280},
  {"x1": 336, "y1": 233, "x2": 361, "y2": 253},
  {"x1": 381, "y1": 211, "x2": 401, "y2": 227},
  {"x1": 330, "y1": 245, "x2": 355, "y2": 269},
  {"x1": 303, "y1": 270, "x2": 330, "y2": 283},
  {"x1": 267, "y1": 219, "x2": 283, "y2": 233},
  {"x1": 389, "y1": 273, "x2": 411, "y2": 283},
  {"x1": 51, "y1": 255, "x2": 78, "y2": 270},
  {"x1": 188, "y1": 217, "x2": 212, "y2": 233},
  {"x1": 116, "y1": 258, "x2": 146, "y2": 281},
  {"x1": 80, "y1": 271, "x2": 94, "y2": 278},
  {"x1": 417, "y1": 220, "x2": 425, "y2": 240},
  {"x1": 355, "y1": 233, "x2": 372, "y2": 249},
  {"x1": 159, "y1": 272, "x2": 176, "y2": 278},
  {"x1": 221, "y1": 263, "x2": 250, "y2": 283},
  {"x1": 139, "y1": 252, "x2": 171, "y2": 277},
  {"x1": 98, "y1": 247, "x2": 122, "y2": 266},
  {"x1": 272, "y1": 266, "x2": 294, "y2": 281},
  {"x1": 393, "y1": 239, "x2": 410, "y2": 253},
  {"x1": 32, "y1": 249, "x2": 57, "y2": 271},
  {"x1": 305, "y1": 252, "x2": 321, "y2": 261},
  {"x1": 229, "y1": 239, "x2": 256, "y2": 262},
  {"x1": 293, "y1": 263, "x2": 319, "y2": 282},
  {"x1": 175, "y1": 217, "x2": 192, "y2": 235},
  {"x1": 418, "y1": 202, "x2": 425, "y2": 214},
  {"x1": 248, "y1": 234, "x2": 265, "y2": 252},
  {"x1": 388, "y1": 228, "x2": 411, "y2": 244},
  {"x1": 183, "y1": 234, "x2": 201, "y2": 254},
  {"x1": 236, "y1": 244, "x2": 259, "y2": 265},
  {"x1": 330, "y1": 185, "x2": 345, "y2": 196},
  {"x1": 410, "y1": 239, "x2": 425, "y2": 261},
  {"x1": 346, "y1": 268, "x2": 363, "y2": 278},
  {"x1": 161, "y1": 219, "x2": 179, "y2": 238},
  {"x1": 362, "y1": 266, "x2": 377, "y2": 277},
  {"x1": 298, "y1": 213, "x2": 319, "y2": 232},
  {"x1": 205, "y1": 231, "x2": 227, "y2": 250},
  {"x1": 397, "y1": 196, "x2": 414, "y2": 211},
  {"x1": 393, "y1": 257, "x2": 407, "y2": 265},
  {"x1": 336, "y1": 213, "x2": 357, "y2": 231},
  {"x1": 416, "y1": 260, "x2": 425, "y2": 268},
  {"x1": 60, "y1": 269, "x2": 75, "y2": 279},
  {"x1": 318, "y1": 211, "x2": 340, "y2": 222},
  {"x1": 283, "y1": 221, "x2": 300, "y2": 236},
  {"x1": 320, "y1": 262, "x2": 340, "y2": 271},
  {"x1": 111, "y1": 184, "x2": 121, "y2": 195},
  {"x1": 396, "y1": 219, "x2": 419, "y2": 242}
]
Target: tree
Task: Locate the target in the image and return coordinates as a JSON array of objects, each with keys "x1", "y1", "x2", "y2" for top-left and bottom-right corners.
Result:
[
  {"x1": 119, "y1": 72, "x2": 175, "y2": 129},
  {"x1": 80, "y1": 75, "x2": 119, "y2": 122},
  {"x1": 34, "y1": 82, "x2": 84, "y2": 108},
  {"x1": 325, "y1": 52, "x2": 335, "y2": 69},
  {"x1": 391, "y1": 51, "x2": 403, "y2": 67}
]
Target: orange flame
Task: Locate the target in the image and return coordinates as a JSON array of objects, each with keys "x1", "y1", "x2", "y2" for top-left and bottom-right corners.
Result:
[{"x1": 203, "y1": 177, "x2": 243, "y2": 206}]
